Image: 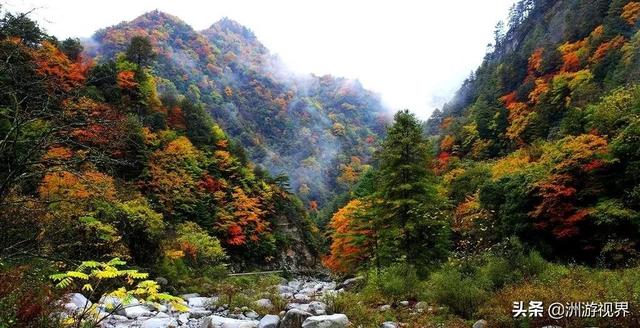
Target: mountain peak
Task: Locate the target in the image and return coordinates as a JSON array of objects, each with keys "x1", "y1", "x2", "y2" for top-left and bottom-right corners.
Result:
[
  {"x1": 206, "y1": 17, "x2": 257, "y2": 41},
  {"x1": 132, "y1": 9, "x2": 185, "y2": 26}
]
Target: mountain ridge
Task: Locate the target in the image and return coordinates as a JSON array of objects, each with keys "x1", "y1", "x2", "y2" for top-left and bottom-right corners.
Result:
[{"x1": 88, "y1": 10, "x2": 390, "y2": 206}]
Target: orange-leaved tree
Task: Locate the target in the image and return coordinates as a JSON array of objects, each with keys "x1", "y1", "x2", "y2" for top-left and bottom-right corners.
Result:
[{"x1": 323, "y1": 199, "x2": 373, "y2": 273}]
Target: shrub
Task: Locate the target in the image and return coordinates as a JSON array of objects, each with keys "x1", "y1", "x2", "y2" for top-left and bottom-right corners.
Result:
[
  {"x1": 0, "y1": 264, "x2": 64, "y2": 328},
  {"x1": 478, "y1": 265, "x2": 640, "y2": 327},
  {"x1": 211, "y1": 274, "x2": 282, "y2": 308},
  {"x1": 175, "y1": 221, "x2": 226, "y2": 266},
  {"x1": 427, "y1": 266, "x2": 488, "y2": 318},
  {"x1": 157, "y1": 221, "x2": 227, "y2": 291},
  {"x1": 323, "y1": 292, "x2": 384, "y2": 328},
  {"x1": 479, "y1": 251, "x2": 547, "y2": 290},
  {"x1": 478, "y1": 256, "x2": 515, "y2": 290},
  {"x1": 363, "y1": 260, "x2": 422, "y2": 303}
]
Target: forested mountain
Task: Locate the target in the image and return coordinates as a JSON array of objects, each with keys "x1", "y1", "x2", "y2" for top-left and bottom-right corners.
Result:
[
  {"x1": 0, "y1": 6, "x2": 323, "y2": 291},
  {"x1": 423, "y1": 0, "x2": 640, "y2": 264},
  {"x1": 89, "y1": 11, "x2": 388, "y2": 206}
]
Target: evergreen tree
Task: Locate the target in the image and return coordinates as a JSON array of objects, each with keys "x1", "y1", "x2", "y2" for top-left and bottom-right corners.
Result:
[
  {"x1": 59, "y1": 37, "x2": 83, "y2": 61},
  {"x1": 182, "y1": 98, "x2": 216, "y2": 148},
  {"x1": 126, "y1": 36, "x2": 154, "y2": 68},
  {"x1": 424, "y1": 108, "x2": 444, "y2": 136},
  {"x1": 374, "y1": 110, "x2": 450, "y2": 273}
]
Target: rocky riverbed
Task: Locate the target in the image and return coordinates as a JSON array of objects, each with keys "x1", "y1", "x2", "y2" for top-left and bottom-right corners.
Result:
[{"x1": 60, "y1": 276, "x2": 365, "y2": 328}]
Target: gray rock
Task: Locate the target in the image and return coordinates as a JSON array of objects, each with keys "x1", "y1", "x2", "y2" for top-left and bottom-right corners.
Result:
[
  {"x1": 122, "y1": 305, "x2": 152, "y2": 319},
  {"x1": 155, "y1": 277, "x2": 169, "y2": 286},
  {"x1": 258, "y1": 314, "x2": 280, "y2": 328},
  {"x1": 286, "y1": 302, "x2": 324, "y2": 315},
  {"x1": 399, "y1": 301, "x2": 409, "y2": 307},
  {"x1": 288, "y1": 280, "x2": 303, "y2": 291},
  {"x1": 64, "y1": 293, "x2": 91, "y2": 313},
  {"x1": 320, "y1": 282, "x2": 337, "y2": 291},
  {"x1": 244, "y1": 311, "x2": 259, "y2": 320},
  {"x1": 299, "y1": 288, "x2": 317, "y2": 296},
  {"x1": 189, "y1": 308, "x2": 213, "y2": 318},
  {"x1": 286, "y1": 303, "x2": 300, "y2": 310},
  {"x1": 279, "y1": 285, "x2": 297, "y2": 294},
  {"x1": 95, "y1": 311, "x2": 112, "y2": 321},
  {"x1": 100, "y1": 295, "x2": 139, "y2": 311},
  {"x1": 155, "y1": 312, "x2": 170, "y2": 318},
  {"x1": 378, "y1": 304, "x2": 391, "y2": 311},
  {"x1": 178, "y1": 313, "x2": 190, "y2": 325},
  {"x1": 293, "y1": 293, "x2": 311, "y2": 303},
  {"x1": 472, "y1": 319, "x2": 487, "y2": 328},
  {"x1": 255, "y1": 298, "x2": 274, "y2": 310},
  {"x1": 188, "y1": 297, "x2": 217, "y2": 308},
  {"x1": 181, "y1": 293, "x2": 201, "y2": 300},
  {"x1": 293, "y1": 304, "x2": 309, "y2": 313},
  {"x1": 110, "y1": 315, "x2": 129, "y2": 321},
  {"x1": 200, "y1": 315, "x2": 259, "y2": 328},
  {"x1": 68, "y1": 293, "x2": 90, "y2": 308},
  {"x1": 301, "y1": 314, "x2": 349, "y2": 328},
  {"x1": 280, "y1": 309, "x2": 313, "y2": 328},
  {"x1": 381, "y1": 322, "x2": 397, "y2": 328},
  {"x1": 141, "y1": 317, "x2": 178, "y2": 328},
  {"x1": 337, "y1": 276, "x2": 364, "y2": 291},
  {"x1": 415, "y1": 301, "x2": 428, "y2": 309},
  {"x1": 305, "y1": 281, "x2": 318, "y2": 288},
  {"x1": 63, "y1": 303, "x2": 78, "y2": 313},
  {"x1": 308, "y1": 301, "x2": 326, "y2": 315}
]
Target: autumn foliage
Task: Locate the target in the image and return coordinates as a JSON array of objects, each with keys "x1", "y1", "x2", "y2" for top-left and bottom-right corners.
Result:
[
  {"x1": 33, "y1": 41, "x2": 86, "y2": 92},
  {"x1": 433, "y1": 0, "x2": 640, "y2": 266},
  {"x1": 1, "y1": 11, "x2": 322, "y2": 293},
  {"x1": 622, "y1": 2, "x2": 640, "y2": 25},
  {"x1": 323, "y1": 199, "x2": 372, "y2": 273}
]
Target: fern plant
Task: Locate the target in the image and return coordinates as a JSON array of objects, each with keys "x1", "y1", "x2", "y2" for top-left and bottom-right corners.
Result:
[{"x1": 50, "y1": 258, "x2": 187, "y2": 327}]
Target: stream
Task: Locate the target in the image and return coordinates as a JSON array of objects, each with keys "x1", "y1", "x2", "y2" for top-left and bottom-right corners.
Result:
[{"x1": 61, "y1": 276, "x2": 365, "y2": 328}]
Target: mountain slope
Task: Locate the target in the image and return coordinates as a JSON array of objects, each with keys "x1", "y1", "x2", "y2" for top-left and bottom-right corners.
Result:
[
  {"x1": 1, "y1": 12, "x2": 324, "y2": 287},
  {"x1": 89, "y1": 11, "x2": 389, "y2": 205},
  {"x1": 427, "y1": 0, "x2": 640, "y2": 263}
]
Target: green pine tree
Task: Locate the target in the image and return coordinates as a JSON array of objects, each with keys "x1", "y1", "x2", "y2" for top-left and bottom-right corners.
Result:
[{"x1": 374, "y1": 110, "x2": 450, "y2": 273}]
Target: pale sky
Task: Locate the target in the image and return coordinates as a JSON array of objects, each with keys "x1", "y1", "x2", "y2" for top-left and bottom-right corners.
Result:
[{"x1": 3, "y1": 0, "x2": 514, "y2": 118}]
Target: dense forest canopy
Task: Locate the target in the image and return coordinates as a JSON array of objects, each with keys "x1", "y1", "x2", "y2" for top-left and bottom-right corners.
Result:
[
  {"x1": 0, "y1": 3, "x2": 322, "y2": 286},
  {"x1": 88, "y1": 10, "x2": 389, "y2": 207},
  {"x1": 420, "y1": 0, "x2": 640, "y2": 265}
]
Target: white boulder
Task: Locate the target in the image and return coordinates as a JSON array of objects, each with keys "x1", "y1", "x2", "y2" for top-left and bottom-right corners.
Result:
[
  {"x1": 200, "y1": 315, "x2": 259, "y2": 328},
  {"x1": 258, "y1": 314, "x2": 280, "y2": 328},
  {"x1": 141, "y1": 317, "x2": 178, "y2": 328},
  {"x1": 302, "y1": 314, "x2": 349, "y2": 328},
  {"x1": 122, "y1": 305, "x2": 152, "y2": 319}
]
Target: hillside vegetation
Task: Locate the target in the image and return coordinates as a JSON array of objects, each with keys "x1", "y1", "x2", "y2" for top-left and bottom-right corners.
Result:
[
  {"x1": 0, "y1": 8, "x2": 324, "y2": 325},
  {"x1": 90, "y1": 11, "x2": 388, "y2": 206},
  {"x1": 321, "y1": 0, "x2": 640, "y2": 326}
]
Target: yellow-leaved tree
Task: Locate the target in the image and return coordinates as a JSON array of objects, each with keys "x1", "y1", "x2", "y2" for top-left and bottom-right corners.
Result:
[{"x1": 50, "y1": 258, "x2": 187, "y2": 328}]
